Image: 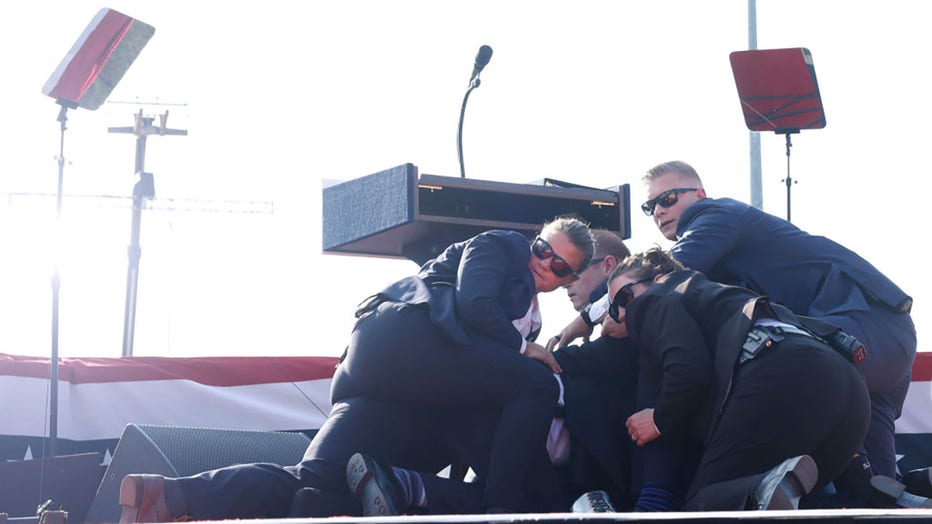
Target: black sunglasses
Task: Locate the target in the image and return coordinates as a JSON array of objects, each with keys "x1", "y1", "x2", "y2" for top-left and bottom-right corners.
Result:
[
  {"x1": 608, "y1": 277, "x2": 653, "y2": 322},
  {"x1": 532, "y1": 237, "x2": 581, "y2": 278},
  {"x1": 641, "y1": 187, "x2": 698, "y2": 216}
]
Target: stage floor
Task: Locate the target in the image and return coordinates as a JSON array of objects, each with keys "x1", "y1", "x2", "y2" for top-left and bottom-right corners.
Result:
[
  {"x1": 238, "y1": 509, "x2": 932, "y2": 523},
  {"x1": 11, "y1": 508, "x2": 932, "y2": 524}
]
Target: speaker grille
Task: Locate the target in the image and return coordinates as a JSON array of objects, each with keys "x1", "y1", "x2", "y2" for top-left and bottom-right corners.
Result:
[
  {"x1": 85, "y1": 424, "x2": 311, "y2": 523},
  {"x1": 135, "y1": 424, "x2": 311, "y2": 476}
]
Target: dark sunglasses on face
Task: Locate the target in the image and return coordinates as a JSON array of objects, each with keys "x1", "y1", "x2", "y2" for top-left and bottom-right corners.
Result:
[
  {"x1": 641, "y1": 187, "x2": 699, "y2": 216},
  {"x1": 532, "y1": 237, "x2": 581, "y2": 278},
  {"x1": 608, "y1": 277, "x2": 653, "y2": 322}
]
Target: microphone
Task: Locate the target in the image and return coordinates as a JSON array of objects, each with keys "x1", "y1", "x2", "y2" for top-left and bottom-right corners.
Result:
[
  {"x1": 459, "y1": 45, "x2": 493, "y2": 178},
  {"x1": 469, "y1": 45, "x2": 493, "y2": 85}
]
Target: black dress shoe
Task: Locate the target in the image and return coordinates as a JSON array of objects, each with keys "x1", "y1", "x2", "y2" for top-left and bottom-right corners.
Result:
[
  {"x1": 870, "y1": 475, "x2": 932, "y2": 508},
  {"x1": 346, "y1": 452, "x2": 404, "y2": 516},
  {"x1": 903, "y1": 467, "x2": 932, "y2": 498},
  {"x1": 571, "y1": 491, "x2": 616, "y2": 513},
  {"x1": 751, "y1": 455, "x2": 818, "y2": 510}
]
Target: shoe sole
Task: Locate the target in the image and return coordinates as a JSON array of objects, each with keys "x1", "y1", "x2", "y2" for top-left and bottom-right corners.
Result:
[
  {"x1": 119, "y1": 475, "x2": 145, "y2": 524},
  {"x1": 571, "y1": 490, "x2": 616, "y2": 513},
  {"x1": 118, "y1": 475, "x2": 172, "y2": 523},
  {"x1": 761, "y1": 455, "x2": 818, "y2": 510},
  {"x1": 346, "y1": 453, "x2": 399, "y2": 516},
  {"x1": 871, "y1": 475, "x2": 932, "y2": 509}
]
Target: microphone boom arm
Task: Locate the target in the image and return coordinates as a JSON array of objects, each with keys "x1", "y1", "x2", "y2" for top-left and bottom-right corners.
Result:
[{"x1": 457, "y1": 78, "x2": 480, "y2": 178}]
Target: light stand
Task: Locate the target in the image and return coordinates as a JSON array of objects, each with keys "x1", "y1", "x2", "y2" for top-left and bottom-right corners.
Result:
[
  {"x1": 47, "y1": 100, "x2": 77, "y2": 458},
  {"x1": 41, "y1": 7, "x2": 155, "y2": 458},
  {"x1": 778, "y1": 130, "x2": 799, "y2": 222}
]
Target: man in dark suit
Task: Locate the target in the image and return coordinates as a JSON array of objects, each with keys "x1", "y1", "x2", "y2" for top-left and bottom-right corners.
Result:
[
  {"x1": 613, "y1": 248, "x2": 870, "y2": 510},
  {"x1": 118, "y1": 218, "x2": 595, "y2": 521},
  {"x1": 640, "y1": 161, "x2": 916, "y2": 505},
  {"x1": 332, "y1": 223, "x2": 592, "y2": 515}
]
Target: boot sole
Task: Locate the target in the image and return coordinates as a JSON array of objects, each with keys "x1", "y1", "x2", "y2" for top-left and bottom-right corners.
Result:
[
  {"x1": 760, "y1": 455, "x2": 818, "y2": 510},
  {"x1": 118, "y1": 475, "x2": 172, "y2": 523},
  {"x1": 346, "y1": 453, "x2": 399, "y2": 516}
]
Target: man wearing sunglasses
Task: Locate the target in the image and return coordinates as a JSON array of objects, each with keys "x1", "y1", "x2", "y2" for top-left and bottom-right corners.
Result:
[{"x1": 641, "y1": 160, "x2": 917, "y2": 508}]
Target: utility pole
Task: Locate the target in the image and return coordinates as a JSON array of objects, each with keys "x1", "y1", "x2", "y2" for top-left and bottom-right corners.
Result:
[
  {"x1": 748, "y1": 0, "x2": 763, "y2": 210},
  {"x1": 109, "y1": 109, "x2": 187, "y2": 356}
]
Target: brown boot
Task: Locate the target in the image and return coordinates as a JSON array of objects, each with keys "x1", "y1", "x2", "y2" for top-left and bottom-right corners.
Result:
[{"x1": 119, "y1": 474, "x2": 188, "y2": 523}]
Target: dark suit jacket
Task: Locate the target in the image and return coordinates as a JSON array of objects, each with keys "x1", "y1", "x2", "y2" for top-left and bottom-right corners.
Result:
[
  {"x1": 625, "y1": 270, "x2": 809, "y2": 443},
  {"x1": 554, "y1": 336, "x2": 639, "y2": 501},
  {"x1": 376, "y1": 229, "x2": 536, "y2": 349},
  {"x1": 673, "y1": 197, "x2": 912, "y2": 316}
]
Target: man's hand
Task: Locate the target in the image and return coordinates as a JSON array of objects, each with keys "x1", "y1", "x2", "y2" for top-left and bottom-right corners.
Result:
[
  {"x1": 626, "y1": 408, "x2": 660, "y2": 447},
  {"x1": 600, "y1": 315, "x2": 628, "y2": 339},
  {"x1": 545, "y1": 315, "x2": 594, "y2": 351},
  {"x1": 524, "y1": 341, "x2": 562, "y2": 374}
]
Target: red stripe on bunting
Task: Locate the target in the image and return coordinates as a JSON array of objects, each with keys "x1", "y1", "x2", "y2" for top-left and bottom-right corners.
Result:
[
  {"x1": 913, "y1": 352, "x2": 932, "y2": 382},
  {"x1": 0, "y1": 354, "x2": 339, "y2": 387}
]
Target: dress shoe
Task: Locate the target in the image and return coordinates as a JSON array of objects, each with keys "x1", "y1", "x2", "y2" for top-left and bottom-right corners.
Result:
[
  {"x1": 903, "y1": 467, "x2": 932, "y2": 498},
  {"x1": 346, "y1": 453, "x2": 404, "y2": 516},
  {"x1": 870, "y1": 475, "x2": 932, "y2": 508},
  {"x1": 750, "y1": 455, "x2": 818, "y2": 510},
  {"x1": 571, "y1": 490, "x2": 616, "y2": 513},
  {"x1": 119, "y1": 474, "x2": 188, "y2": 523}
]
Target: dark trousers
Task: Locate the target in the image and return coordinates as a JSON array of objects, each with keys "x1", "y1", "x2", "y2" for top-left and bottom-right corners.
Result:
[
  {"x1": 171, "y1": 301, "x2": 562, "y2": 518},
  {"x1": 682, "y1": 335, "x2": 870, "y2": 510},
  {"x1": 822, "y1": 306, "x2": 916, "y2": 478},
  {"x1": 331, "y1": 300, "x2": 563, "y2": 512},
  {"x1": 175, "y1": 397, "x2": 492, "y2": 519},
  {"x1": 631, "y1": 374, "x2": 702, "y2": 509}
]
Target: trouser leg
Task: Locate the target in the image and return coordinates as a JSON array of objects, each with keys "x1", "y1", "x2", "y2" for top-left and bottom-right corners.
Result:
[
  {"x1": 174, "y1": 395, "x2": 455, "y2": 520},
  {"x1": 823, "y1": 308, "x2": 916, "y2": 478},
  {"x1": 175, "y1": 462, "x2": 303, "y2": 520},
  {"x1": 682, "y1": 473, "x2": 765, "y2": 511}
]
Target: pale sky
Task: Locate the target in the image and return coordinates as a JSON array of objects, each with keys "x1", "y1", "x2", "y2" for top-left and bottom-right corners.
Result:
[{"x1": 1, "y1": 1, "x2": 928, "y2": 359}]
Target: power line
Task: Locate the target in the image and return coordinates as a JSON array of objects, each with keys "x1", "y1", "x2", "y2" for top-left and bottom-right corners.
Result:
[
  {"x1": 1, "y1": 191, "x2": 273, "y2": 214},
  {"x1": 106, "y1": 99, "x2": 189, "y2": 107}
]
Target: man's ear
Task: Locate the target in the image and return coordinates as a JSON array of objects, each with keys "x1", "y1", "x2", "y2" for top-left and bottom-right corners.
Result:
[
  {"x1": 696, "y1": 187, "x2": 707, "y2": 199},
  {"x1": 602, "y1": 255, "x2": 618, "y2": 276}
]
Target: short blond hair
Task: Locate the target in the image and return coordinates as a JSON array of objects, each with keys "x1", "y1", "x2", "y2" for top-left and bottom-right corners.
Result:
[{"x1": 642, "y1": 160, "x2": 703, "y2": 187}]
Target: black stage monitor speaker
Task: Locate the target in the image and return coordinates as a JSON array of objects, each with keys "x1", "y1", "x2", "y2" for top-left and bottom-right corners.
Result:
[
  {"x1": 322, "y1": 163, "x2": 631, "y2": 264},
  {"x1": 85, "y1": 424, "x2": 311, "y2": 524},
  {"x1": 0, "y1": 452, "x2": 102, "y2": 523}
]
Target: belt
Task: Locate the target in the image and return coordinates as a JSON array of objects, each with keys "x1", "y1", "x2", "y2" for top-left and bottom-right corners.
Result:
[{"x1": 738, "y1": 324, "x2": 814, "y2": 365}]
